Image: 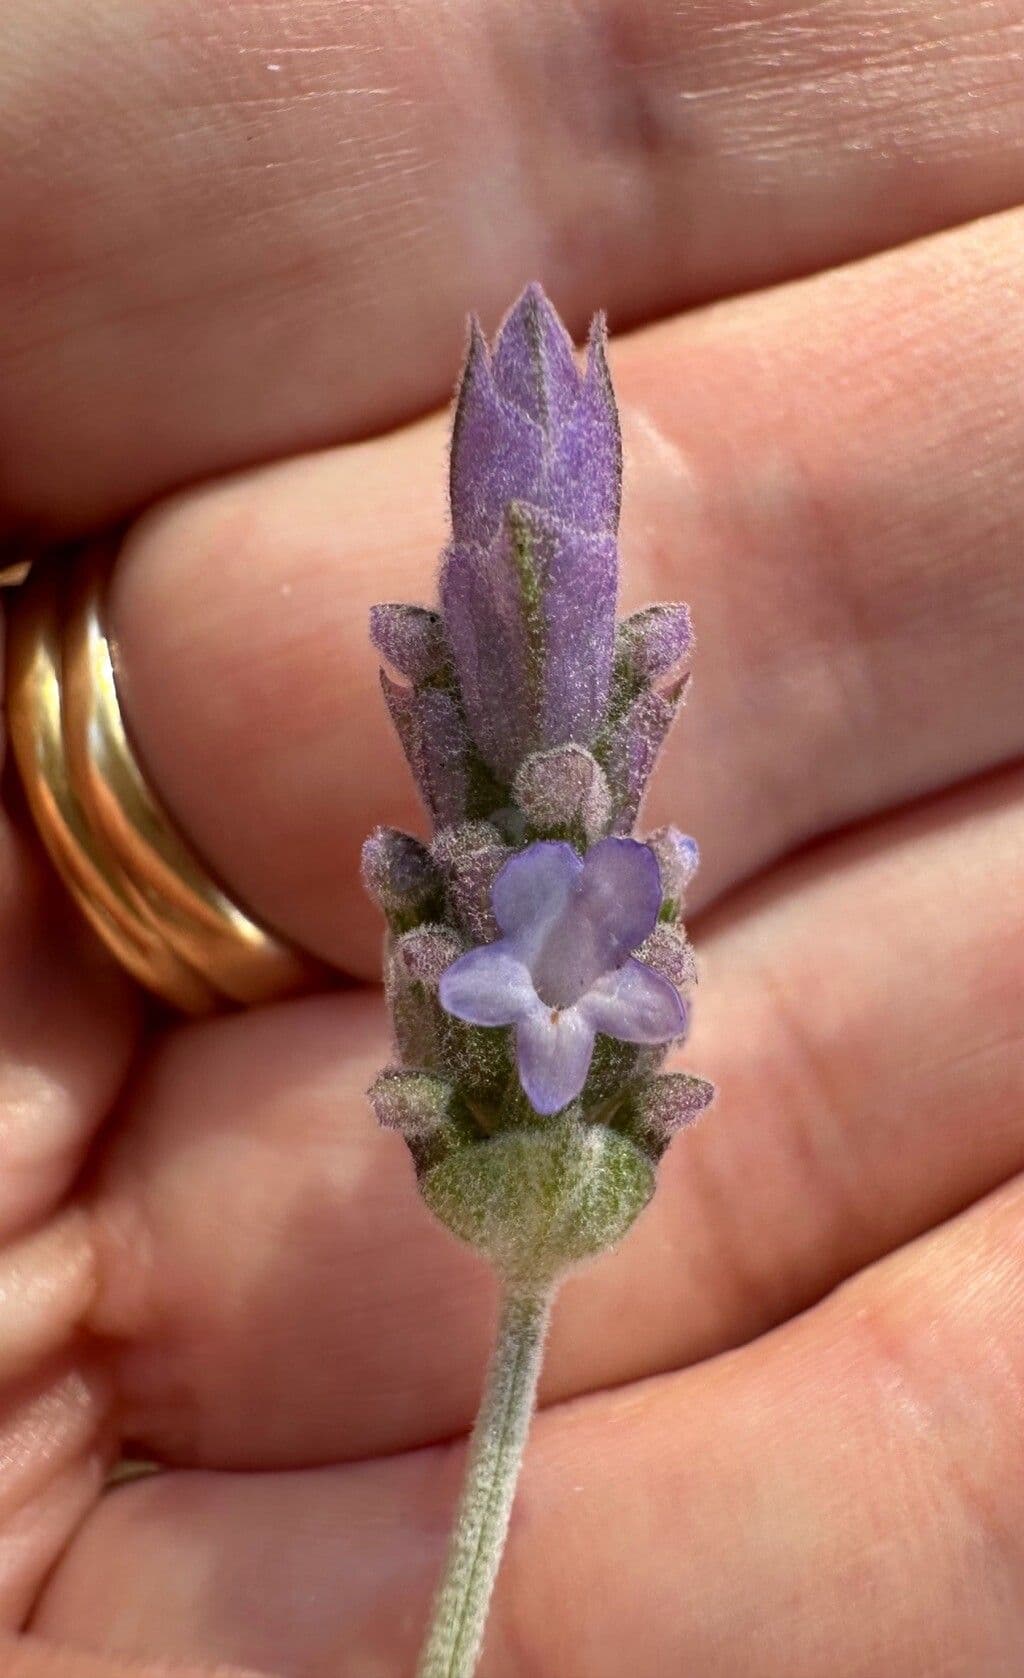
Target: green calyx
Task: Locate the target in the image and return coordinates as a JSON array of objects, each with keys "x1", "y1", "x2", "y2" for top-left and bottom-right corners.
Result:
[{"x1": 420, "y1": 1118, "x2": 656, "y2": 1285}]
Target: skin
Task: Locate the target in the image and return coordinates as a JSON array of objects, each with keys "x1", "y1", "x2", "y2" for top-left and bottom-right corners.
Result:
[{"x1": 1, "y1": 2, "x2": 1023, "y2": 1673}]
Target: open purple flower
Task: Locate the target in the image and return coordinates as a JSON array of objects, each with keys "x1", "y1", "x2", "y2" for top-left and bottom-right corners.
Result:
[{"x1": 439, "y1": 837, "x2": 685, "y2": 1115}]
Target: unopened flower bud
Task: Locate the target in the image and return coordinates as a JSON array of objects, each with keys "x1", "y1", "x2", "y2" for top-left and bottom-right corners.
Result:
[
  {"x1": 452, "y1": 862, "x2": 510, "y2": 944},
  {"x1": 393, "y1": 924, "x2": 465, "y2": 987},
  {"x1": 635, "y1": 924, "x2": 697, "y2": 991},
  {"x1": 605, "y1": 675, "x2": 690, "y2": 832},
  {"x1": 430, "y1": 824, "x2": 511, "y2": 941},
  {"x1": 370, "y1": 604, "x2": 448, "y2": 683},
  {"x1": 381, "y1": 676, "x2": 471, "y2": 827},
  {"x1": 431, "y1": 822, "x2": 505, "y2": 865},
  {"x1": 361, "y1": 827, "x2": 442, "y2": 929},
  {"x1": 616, "y1": 604, "x2": 693, "y2": 686},
  {"x1": 620, "y1": 1072, "x2": 715, "y2": 1159},
  {"x1": 646, "y1": 826, "x2": 700, "y2": 915},
  {"x1": 385, "y1": 925, "x2": 465, "y2": 1068},
  {"x1": 369, "y1": 1068, "x2": 456, "y2": 1140},
  {"x1": 513, "y1": 745, "x2": 611, "y2": 843}
]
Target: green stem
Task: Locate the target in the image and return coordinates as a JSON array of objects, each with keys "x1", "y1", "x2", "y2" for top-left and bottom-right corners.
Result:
[{"x1": 415, "y1": 1283, "x2": 554, "y2": 1678}]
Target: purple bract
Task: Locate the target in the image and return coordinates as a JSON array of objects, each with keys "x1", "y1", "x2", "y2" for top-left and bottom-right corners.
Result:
[{"x1": 440, "y1": 284, "x2": 621, "y2": 783}]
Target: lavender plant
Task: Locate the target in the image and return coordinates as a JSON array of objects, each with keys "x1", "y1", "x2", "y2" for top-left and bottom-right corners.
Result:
[{"x1": 363, "y1": 285, "x2": 713, "y2": 1677}]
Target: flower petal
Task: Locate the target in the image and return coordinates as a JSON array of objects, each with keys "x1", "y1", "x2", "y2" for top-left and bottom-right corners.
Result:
[
  {"x1": 515, "y1": 1003, "x2": 596, "y2": 1114},
  {"x1": 491, "y1": 842, "x2": 582, "y2": 944},
  {"x1": 577, "y1": 837, "x2": 663, "y2": 960},
  {"x1": 438, "y1": 941, "x2": 536, "y2": 1027},
  {"x1": 579, "y1": 958, "x2": 687, "y2": 1044},
  {"x1": 530, "y1": 836, "x2": 663, "y2": 1008}
]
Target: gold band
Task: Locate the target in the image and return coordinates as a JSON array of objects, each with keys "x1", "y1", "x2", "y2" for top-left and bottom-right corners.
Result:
[{"x1": 4, "y1": 543, "x2": 324, "y2": 1013}]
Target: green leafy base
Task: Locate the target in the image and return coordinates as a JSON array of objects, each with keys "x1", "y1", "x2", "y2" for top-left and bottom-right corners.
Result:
[{"x1": 420, "y1": 1117, "x2": 656, "y2": 1284}]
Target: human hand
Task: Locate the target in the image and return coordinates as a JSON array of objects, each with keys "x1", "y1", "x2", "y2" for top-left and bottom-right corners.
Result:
[{"x1": 2, "y1": 4, "x2": 1024, "y2": 1674}]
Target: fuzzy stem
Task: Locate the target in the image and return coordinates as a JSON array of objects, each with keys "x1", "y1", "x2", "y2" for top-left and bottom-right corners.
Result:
[{"x1": 416, "y1": 1282, "x2": 554, "y2": 1678}]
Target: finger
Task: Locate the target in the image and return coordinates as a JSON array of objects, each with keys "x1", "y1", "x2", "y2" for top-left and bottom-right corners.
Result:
[
  {"x1": 0, "y1": 611, "x2": 141, "y2": 1630},
  {"x1": 108, "y1": 209, "x2": 1024, "y2": 976},
  {"x1": 5, "y1": 2, "x2": 1024, "y2": 528},
  {"x1": 36, "y1": 1174, "x2": 1024, "y2": 1675},
  {"x1": 0, "y1": 1359, "x2": 112, "y2": 1629},
  {"x1": 0, "y1": 1222, "x2": 108, "y2": 1626},
  {"x1": 0, "y1": 808, "x2": 140, "y2": 1242},
  {"x1": 83, "y1": 765, "x2": 1024, "y2": 1466},
  {"x1": 0, "y1": 892, "x2": 128, "y2": 1637},
  {"x1": 1, "y1": 598, "x2": 140, "y2": 1238},
  {"x1": 0, "y1": 1213, "x2": 95, "y2": 1389},
  {"x1": 3, "y1": 1635, "x2": 263, "y2": 1678}
]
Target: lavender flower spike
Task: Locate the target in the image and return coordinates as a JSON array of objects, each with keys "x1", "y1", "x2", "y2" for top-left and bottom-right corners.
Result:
[
  {"x1": 365, "y1": 284, "x2": 711, "y2": 1678},
  {"x1": 440, "y1": 839, "x2": 683, "y2": 1114}
]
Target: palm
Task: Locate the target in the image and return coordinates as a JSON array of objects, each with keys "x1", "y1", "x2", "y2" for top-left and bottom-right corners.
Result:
[{"x1": 3, "y1": 6, "x2": 1024, "y2": 1677}]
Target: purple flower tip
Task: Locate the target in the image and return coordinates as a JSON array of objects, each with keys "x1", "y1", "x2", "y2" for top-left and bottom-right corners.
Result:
[
  {"x1": 439, "y1": 838, "x2": 685, "y2": 1114},
  {"x1": 442, "y1": 284, "x2": 622, "y2": 782}
]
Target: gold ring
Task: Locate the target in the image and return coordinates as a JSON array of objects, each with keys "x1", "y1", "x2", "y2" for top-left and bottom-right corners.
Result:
[{"x1": 4, "y1": 542, "x2": 325, "y2": 1013}]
